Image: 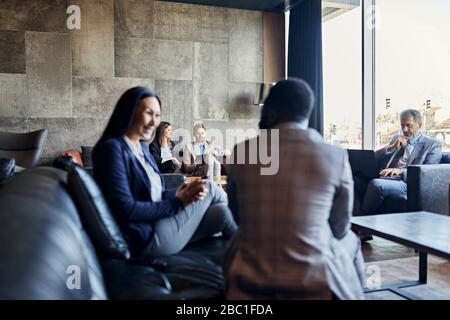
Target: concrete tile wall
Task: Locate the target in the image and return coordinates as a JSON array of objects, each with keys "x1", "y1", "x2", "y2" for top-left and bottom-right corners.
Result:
[
  {"x1": 153, "y1": 1, "x2": 228, "y2": 43},
  {"x1": 73, "y1": 77, "x2": 155, "y2": 118},
  {"x1": 0, "y1": 0, "x2": 264, "y2": 162},
  {"x1": 193, "y1": 42, "x2": 229, "y2": 120},
  {"x1": 29, "y1": 117, "x2": 101, "y2": 158},
  {"x1": 0, "y1": 0, "x2": 69, "y2": 33},
  {"x1": 71, "y1": 0, "x2": 115, "y2": 78},
  {"x1": 115, "y1": 0, "x2": 154, "y2": 38},
  {"x1": 0, "y1": 118, "x2": 28, "y2": 133},
  {"x1": 0, "y1": 74, "x2": 29, "y2": 118},
  {"x1": 155, "y1": 80, "x2": 193, "y2": 136},
  {"x1": 228, "y1": 81, "x2": 262, "y2": 120},
  {"x1": 115, "y1": 37, "x2": 194, "y2": 80},
  {"x1": 229, "y1": 9, "x2": 263, "y2": 83},
  {"x1": 0, "y1": 31, "x2": 26, "y2": 74},
  {"x1": 26, "y1": 32, "x2": 72, "y2": 118}
]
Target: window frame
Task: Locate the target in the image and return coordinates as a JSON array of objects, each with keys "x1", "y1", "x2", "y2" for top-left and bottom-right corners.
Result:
[{"x1": 362, "y1": 0, "x2": 376, "y2": 150}]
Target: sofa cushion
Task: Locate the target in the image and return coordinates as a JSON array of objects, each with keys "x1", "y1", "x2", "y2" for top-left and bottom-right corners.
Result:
[
  {"x1": 67, "y1": 165, "x2": 130, "y2": 260},
  {"x1": 101, "y1": 238, "x2": 228, "y2": 300},
  {"x1": 101, "y1": 260, "x2": 173, "y2": 300}
]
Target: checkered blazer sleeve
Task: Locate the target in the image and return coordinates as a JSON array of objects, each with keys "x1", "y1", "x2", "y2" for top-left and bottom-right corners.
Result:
[{"x1": 328, "y1": 150, "x2": 354, "y2": 240}]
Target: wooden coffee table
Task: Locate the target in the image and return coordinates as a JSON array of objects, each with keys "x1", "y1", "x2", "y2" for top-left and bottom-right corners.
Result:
[{"x1": 351, "y1": 211, "x2": 450, "y2": 300}]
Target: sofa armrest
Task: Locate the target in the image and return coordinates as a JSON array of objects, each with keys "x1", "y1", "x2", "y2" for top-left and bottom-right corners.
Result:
[{"x1": 407, "y1": 164, "x2": 450, "y2": 215}]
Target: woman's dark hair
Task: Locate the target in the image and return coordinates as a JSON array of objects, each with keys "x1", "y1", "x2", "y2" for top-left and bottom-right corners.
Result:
[
  {"x1": 155, "y1": 121, "x2": 172, "y2": 148},
  {"x1": 95, "y1": 86, "x2": 161, "y2": 148}
]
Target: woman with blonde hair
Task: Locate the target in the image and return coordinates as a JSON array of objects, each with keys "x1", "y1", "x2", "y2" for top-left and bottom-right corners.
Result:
[{"x1": 183, "y1": 123, "x2": 223, "y2": 178}]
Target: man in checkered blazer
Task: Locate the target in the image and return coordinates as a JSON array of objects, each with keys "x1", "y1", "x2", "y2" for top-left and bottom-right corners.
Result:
[{"x1": 225, "y1": 78, "x2": 365, "y2": 300}]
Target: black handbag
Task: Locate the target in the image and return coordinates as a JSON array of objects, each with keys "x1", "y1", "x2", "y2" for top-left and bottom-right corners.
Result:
[
  {"x1": 0, "y1": 158, "x2": 15, "y2": 181},
  {"x1": 192, "y1": 163, "x2": 209, "y2": 177},
  {"x1": 53, "y1": 155, "x2": 75, "y2": 171}
]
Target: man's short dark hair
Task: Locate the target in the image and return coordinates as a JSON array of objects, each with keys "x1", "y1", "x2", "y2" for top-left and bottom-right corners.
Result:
[
  {"x1": 400, "y1": 109, "x2": 422, "y2": 124},
  {"x1": 263, "y1": 78, "x2": 315, "y2": 121}
]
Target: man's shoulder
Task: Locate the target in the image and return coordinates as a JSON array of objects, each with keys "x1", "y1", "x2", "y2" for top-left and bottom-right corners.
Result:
[
  {"x1": 299, "y1": 129, "x2": 346, "y2": 156},
  {"x1": 317, "y1": 142, "x2": 347, "y2": 163},
  {"x1": 420, "y1": 134, "x2": 441, "y2": 147},
  {"x1": 231, "y1": 131, "x2": 345, "y2": 157}
]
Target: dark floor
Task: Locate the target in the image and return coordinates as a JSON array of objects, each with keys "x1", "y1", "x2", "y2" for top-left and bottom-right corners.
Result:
[{"x1": 362, "y1": 236, "x2": 450, "y2": 300}]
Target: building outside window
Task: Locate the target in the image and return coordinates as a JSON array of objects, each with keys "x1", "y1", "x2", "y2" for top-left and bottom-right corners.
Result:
[
  {"x1": 375, "y1": 0, "x2": 450, "y2": 151},
  {"x1": 322, "y1": 0, "x2": 450, "y2": 151}
]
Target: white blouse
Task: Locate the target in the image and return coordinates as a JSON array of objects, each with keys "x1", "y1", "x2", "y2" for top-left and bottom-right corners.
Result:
[
  {"x1": 160, "y1": 144, "x2": 173, "y2": 163},
  {"x1": 123, "y1": 136, "x2": 162, "y2": 202}
]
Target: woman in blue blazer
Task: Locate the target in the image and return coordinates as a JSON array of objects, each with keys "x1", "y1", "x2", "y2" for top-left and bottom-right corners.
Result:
[{"x1": 93, "y1": 87, "x2": 236, "y2": 257}]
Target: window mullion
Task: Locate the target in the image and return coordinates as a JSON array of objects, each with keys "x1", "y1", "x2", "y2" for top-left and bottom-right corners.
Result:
[{"x1": 362, "y1": 0, "x2": 376, "y2": 150}]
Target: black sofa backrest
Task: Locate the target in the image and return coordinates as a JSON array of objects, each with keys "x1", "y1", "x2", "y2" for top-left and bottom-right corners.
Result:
[{"x1": 0, "y1": 167, "x2": 107, "y2": 299}]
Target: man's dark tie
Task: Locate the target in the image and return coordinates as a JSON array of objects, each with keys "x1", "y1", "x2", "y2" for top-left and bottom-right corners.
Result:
[
  {"x1": 200, "y1": 144, "x2": 205, "y2": 164},
  {"x1": 387, "y1": 145, "x2": 406, "y2": 169}
]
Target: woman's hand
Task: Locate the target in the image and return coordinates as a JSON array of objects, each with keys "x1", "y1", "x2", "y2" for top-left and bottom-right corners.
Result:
[
  {"x1": 176, "y1": 180, "x2": 208, "y2": 206},
  {"x1": 172, "y1": 158, "x2": 181, "y2": 166}
]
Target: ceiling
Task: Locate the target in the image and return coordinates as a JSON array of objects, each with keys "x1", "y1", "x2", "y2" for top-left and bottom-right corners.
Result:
[
  {"x1": 162, "y1": 0, "x2": 304, "y2": 12},
  {"x1": 322, "y1": 0, "x2": 360, "y2": 22},
  {"x1": 162, "y1": 1, "x2": 361, "y2": 19}
]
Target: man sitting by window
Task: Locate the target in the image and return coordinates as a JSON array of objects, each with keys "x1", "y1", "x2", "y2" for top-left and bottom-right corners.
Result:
[{"x1": 359, "y1": 109, "x2": 442, "y2": 215}]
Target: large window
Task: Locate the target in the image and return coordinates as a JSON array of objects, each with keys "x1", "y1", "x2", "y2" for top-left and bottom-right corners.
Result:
[
  {"x1": 322, "y1": 1, "x2": 362, "y2": 149},
  {"x1": 375, "y1": 0, "x2": 450, "y2": 151},
  {"x1": 303, "y1": 0, "x2": 449, "y2": 151}
]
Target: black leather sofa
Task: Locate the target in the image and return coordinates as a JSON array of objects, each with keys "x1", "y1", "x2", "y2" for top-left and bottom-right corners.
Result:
[{"x1": 0, "y1": 166, "x2": 228, "y2": 299}]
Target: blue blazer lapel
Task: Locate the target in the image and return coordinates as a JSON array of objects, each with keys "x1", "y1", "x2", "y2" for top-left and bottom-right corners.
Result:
[
  {"x1": 408, "y1": 135, "x2": 426, "y2": 165},
  {"x1": 120, "y1": 138, "x2": 152, "y2": 193}
]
